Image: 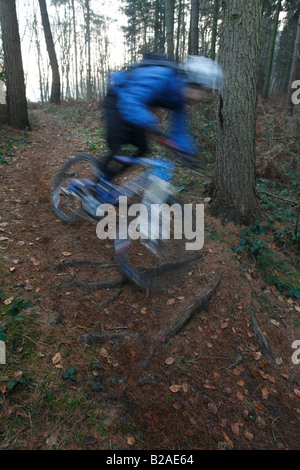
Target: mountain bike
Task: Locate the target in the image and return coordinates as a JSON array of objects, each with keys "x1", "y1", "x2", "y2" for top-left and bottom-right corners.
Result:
[{"x1": 51, "y1": 137, "x2": 203, "y2": 291}]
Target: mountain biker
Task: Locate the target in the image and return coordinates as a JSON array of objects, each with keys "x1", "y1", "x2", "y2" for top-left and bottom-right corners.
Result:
[{"x1": 100, "y1": 53, "x2": 223, "y2": 179}]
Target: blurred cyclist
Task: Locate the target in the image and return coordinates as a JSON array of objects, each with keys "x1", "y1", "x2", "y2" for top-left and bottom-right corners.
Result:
[{"x1": 101, "y1": 53, "x2": 223, "y2": 179}]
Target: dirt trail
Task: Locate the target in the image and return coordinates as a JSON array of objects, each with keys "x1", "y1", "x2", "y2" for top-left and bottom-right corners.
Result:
[{"x1": 0, "y1": 108, "x2": 299, "y2": 450}]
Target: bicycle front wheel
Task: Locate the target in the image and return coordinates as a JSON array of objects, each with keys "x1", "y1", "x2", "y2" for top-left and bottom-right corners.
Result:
[
  {"x1": 51, "y1": 153, "x2": 103, "y2": 223},
  {"x1": 114, "y1": 196, "x2": 198, "y2": 291}
]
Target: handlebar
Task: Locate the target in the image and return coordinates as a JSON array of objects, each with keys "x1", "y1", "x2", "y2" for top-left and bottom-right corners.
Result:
[{"x1": 151, "y1": 132, "x2": 205, "y2": 170}]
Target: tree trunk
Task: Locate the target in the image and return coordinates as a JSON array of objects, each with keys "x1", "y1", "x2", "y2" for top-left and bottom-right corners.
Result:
[
  {"x1": 175, "y1": 0, "x2": 183, "y2": 61},
  {"x1": 190, "y1": 0, "x2": 199, "y2": 55},
  {"x1": 209, "y1": 0, "x2": 264, "y2": 226},
  {"x1": 71, "y1": 0, "x2": 79, "y2": 100},
  {"x1": 0, "y1": 0, "x2": 30, "y2": 129},
  {"x1": 262, "y1": 0, "x2": 281, "y2": 99},
  {"x1": 165, "y1": 0, "x2": 175, "y2": 59},
  {"x1": 286, "y1": 13, "x2": 300, "y2": 115},
  {"x1": 154, "y1": 0, "x2": 161, "y2": 52},
  {"x1": 210, "y1": 0, "x2": 219, "y2": 60},
  {"x1": 38, "y1": 0, "x2": 60, "y2": 104},
  {"x1": 84, "y1": 0, "x2": 92, "y2": 100}
]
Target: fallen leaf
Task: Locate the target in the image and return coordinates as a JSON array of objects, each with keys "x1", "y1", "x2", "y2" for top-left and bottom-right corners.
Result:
[
  {"x1": 46, "y1": 435, "x2": 58, "y2": 447},
  {"x1": 294, "y1": 388, "x2": 300, "y2": 398},
  {"x1": 170, "y1": 384, "x2": 182, "y2": 393},
  {"x1": 140, "y1": 307, "x2": 147, "y2": 315},
  {"x1": 62, "y1": 252, "x2": 72, "y2": 256},
  {"x1": 244, "y1": 430, "x2": 254, "y2": 441},
  {"x1": 220, "y1": 321, "x2": 228, "y2": 329},
  {"x1": 126, "y1": 436, "x2": 136, "y2": 446},
  {"x1": 52, "y1": 352, "x2": 61, "y2": 365},
  {"x1": 281, "y1": 373, "x2": 289, "y2": 380},
  {"x1": 266, "y1": 374, "x2": 276, "y2": 384},
  {"x1": 261, "y1": 387, "x2": 269, "y2": 399},
  {"x1": 0, "y1": 383, "x2": 8, "y2": 394},
  {"x1": 253, "y1": 351, "x2": 262, "y2": 360},
  {"x1": 165, "y1": 357, "x2": 175, "y2": 365},
  {"x1": 182, "y1": 382, "x2": 189, "y2": 393},
  {"x1": 172, "y1": 402, "x2": 182, "y2": 410},
  {"x1": 223, "y1": 432, "x2": 232, "y2": 443},
  {"x1": 167, "y1": 299, "x2": 176, "y2": 306},
  {"x1": 258, "y1": 370, "x2": 267, "y2": 379},
  {"x1": 204, "y1": 384, "x2": 216, "y2": 390},
  {"x1": 254, "y1": 402, "x2": 264, "y2": 410},
  {"x1": 24, "y1": 284, "x2": 33, "y2": 291},
  {"x1": 100, "y1": 348, "x2": 108, "y2": 358},
  {"x1": 258, "y1": 361, "x2": 270, "y2": 368},
  {"x1": 208, "y1": 403, "x2": 218, "y2": 415},
  {"x1": 237, "y1": 380, "x2": 245, "y2": 387},
  {"x1": 236, "y1": 391, "x2": 244, "y2": 401},
  {"x1": 231, "y1": 423, "x2": 240, "y2": 435}
]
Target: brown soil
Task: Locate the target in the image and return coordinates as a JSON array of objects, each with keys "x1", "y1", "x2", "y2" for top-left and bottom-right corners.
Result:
[{"x1": 0, "y1": 105, "x2": 299, "y2": 450}]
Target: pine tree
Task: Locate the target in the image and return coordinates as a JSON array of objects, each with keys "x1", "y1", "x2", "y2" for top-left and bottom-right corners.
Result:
[
  {"x1": 0, "y1": 0, "x2": 30, "y2": 129},
  {"x1": 209, "y1": 0, "x2": 264, "y2": 225}
]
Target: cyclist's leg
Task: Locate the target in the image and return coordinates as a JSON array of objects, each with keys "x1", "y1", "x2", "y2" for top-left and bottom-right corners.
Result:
[
  {"x1": 129, "y1": 125, "x2": 148, "y2": 157},
  {"x1": 101, "y1": 90, "x2": 126, "y2": 177}
]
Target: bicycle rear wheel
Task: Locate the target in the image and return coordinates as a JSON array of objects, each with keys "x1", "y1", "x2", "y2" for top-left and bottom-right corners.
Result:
[
  {"x1": 114, "y1": 195, "x2": 198, "y2": 291},
  {"x1": 51, "y1": 153, "x2": 103, "y2": 223}
]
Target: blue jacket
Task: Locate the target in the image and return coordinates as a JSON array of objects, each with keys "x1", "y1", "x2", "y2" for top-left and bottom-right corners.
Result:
[{"x1": 110, "y1": 66, "x2": 197, "y2": 154}]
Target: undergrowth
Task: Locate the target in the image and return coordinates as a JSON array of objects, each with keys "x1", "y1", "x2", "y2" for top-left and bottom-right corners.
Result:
[{"x1": 0, "y1": 130, "x2": 30, "y2": 164}]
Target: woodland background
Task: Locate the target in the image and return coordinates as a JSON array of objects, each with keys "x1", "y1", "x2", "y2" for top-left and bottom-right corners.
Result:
[{"x1": 0, "y1": 0, "x2": 299, "y2": 452}]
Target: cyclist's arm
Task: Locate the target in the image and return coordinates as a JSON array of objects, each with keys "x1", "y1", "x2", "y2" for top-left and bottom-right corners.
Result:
[{"x1": 168, "y1": 109, "x2": 198, "y2": 155}]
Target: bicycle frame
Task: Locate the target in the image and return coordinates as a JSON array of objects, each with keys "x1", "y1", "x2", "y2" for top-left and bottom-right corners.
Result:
[{"x1": 66, "y1": 154, "x2": 175, "y2": 209}]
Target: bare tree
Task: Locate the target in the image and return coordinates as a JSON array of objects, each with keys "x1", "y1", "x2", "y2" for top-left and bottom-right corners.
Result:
[
  {"x1": 0, "y1": 0, "x2": 30, "y2": 129},
  {"x1": 38, "y1": 0, "x2": 61, "y2": 104},
  {"x1": 262, "y1": 0, "x2": 282, "y2": 99},
  {"x1": 190, "y1": 0, "x2": 199, "y2": 55},
  {"x1": 210, "y1": 0, "x2": 219, "y2": 59},
  {"x1": 165, "y1": 0, "x2": 175, "y2": 59}
]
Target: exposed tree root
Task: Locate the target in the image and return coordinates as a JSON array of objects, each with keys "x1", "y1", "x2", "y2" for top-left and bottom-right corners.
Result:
[
  {"x1": 80, "y1": 273, "x2": 221, "y2": 370},
  {"x1": 80, "y1": 328, "x2": 140, "y2": 345},
  {"x1": 69, "y1": 277, "x2": 125, "y2": 292},
  {"x1": 98, "y1": 289, "x2": 123, "y2": 310},
  {"x1": 53, "y1": 259, "x2": 118, "y2": 271},
  {"x1": 61, "y1": 252, "x2": 205, "y2": 292},
  {"x1": 249, "y1": 311, "x2": 275, "y2": 364},
  {"x1": 157, "y1": 273, "x2": 221, "y2": 344}
]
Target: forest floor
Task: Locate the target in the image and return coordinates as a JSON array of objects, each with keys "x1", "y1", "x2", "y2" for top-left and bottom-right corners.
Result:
[{"x1": 0, "y1": 98, "x2": 299, "y2": 451}]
